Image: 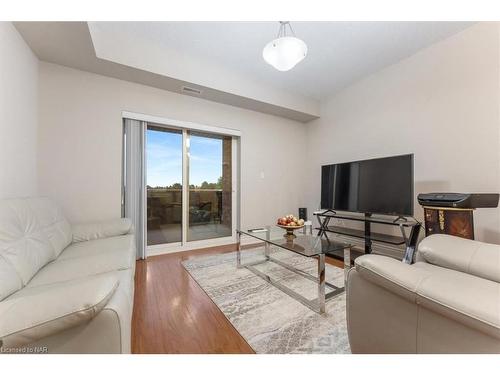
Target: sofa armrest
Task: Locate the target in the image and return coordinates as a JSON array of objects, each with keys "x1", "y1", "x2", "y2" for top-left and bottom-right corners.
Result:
[
  {"x1": 417, "y1": 234, "x2": 500, "y2": 283},
  {"x1": 72, "y1": 218, "x2": 132, "y2": 243},
  {"x1": 354, "y1": 254, "x2": 432, "y2": 302},
  {"x1": 0, "y1": 274, "x2": 118, "y2": 349}
]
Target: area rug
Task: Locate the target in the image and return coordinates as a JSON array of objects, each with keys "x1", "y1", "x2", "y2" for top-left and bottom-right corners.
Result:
[{"x1": 182, "y1": 246, "x2": 351, "y2": 354}]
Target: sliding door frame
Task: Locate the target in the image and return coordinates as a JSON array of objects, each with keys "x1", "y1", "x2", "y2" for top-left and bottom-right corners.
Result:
[
  {"x1": 181, "y1": 129, "x2": 189, "y2": 245},
  {"x1": 123, "y1": 111, "x2": 241, "y2": 257}
]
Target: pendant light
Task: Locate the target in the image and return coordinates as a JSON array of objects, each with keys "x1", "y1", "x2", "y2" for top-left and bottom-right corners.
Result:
[{"x1": 262, "y1": 21, "x2": 308, "y2": 72}]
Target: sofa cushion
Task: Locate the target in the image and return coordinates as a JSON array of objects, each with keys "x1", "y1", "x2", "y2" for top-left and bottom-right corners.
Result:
[
  {"x1": 0, "y1": 257, "x2": 22, "y2": 301},
  {"x1": 72, "y1": 218, "x2": 132, "y2": 243},
  {"x1": 58, "y1": 234, "x2": 135, "y2": 261},
  {"x1": 418, "y1": 234, "x2": 500, "y2": 283},
  {"x1": 0, "y1": 198, "x2": 71, "y2": 289},
  {"x1": 26, "y1": 239, "x2": 135, "y2": 288},
  {"x1": 0, "y1": 273, "x2": 119, "y2": 348}
]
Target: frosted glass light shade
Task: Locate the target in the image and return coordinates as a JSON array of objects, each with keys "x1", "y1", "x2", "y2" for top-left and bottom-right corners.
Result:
[{"x1": 262, "y1": 36, "x2": 308, "y2": 71}]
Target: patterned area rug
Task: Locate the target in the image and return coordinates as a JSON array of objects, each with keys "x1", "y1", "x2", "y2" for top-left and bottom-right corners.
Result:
[{"x1": 182, "y1": 246, "x2": 351, "y2": 354}]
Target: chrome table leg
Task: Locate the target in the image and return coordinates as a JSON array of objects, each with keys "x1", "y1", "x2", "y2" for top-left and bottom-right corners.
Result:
[
  {"x1": 344, "y1": 247, "x2": 351, "y2": 283},
  {"x1": 236, "y1": 231, "x2": 242, "y2": 268},
  {"x1": 237, "y1": 230, "x2": 345, "y2": 314},
  {"x1": 264, "y1": 227, "x2": 270, "y2": 260},
  {"x1": 318, "y1": 254, "x2": 326, "y2": 314}
]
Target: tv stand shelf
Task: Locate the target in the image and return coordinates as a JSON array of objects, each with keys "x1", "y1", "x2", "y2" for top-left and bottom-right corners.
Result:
[
  {"x1": 323, "y1": 225, "x2": 406, "y2": 245},
  {"x1": 314, "y1": 210, "x2": 421, "y2": 264},
  {"x1": 317, "y1": 211, "x2": 417, "y2": 227}
]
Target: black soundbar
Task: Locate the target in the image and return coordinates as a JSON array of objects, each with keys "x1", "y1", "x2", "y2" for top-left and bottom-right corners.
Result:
[{"x1": 417, "y1": 193, "x2": 499, "y2": 209}]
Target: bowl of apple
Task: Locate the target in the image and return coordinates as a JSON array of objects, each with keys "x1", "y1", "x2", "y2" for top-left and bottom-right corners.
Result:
[{"x1": 277, "y1": 215, "x2": 305, "y2": 239}]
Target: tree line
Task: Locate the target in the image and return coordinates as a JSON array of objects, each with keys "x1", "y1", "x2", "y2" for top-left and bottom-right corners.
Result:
[{"x1": 148, "y1": 176, "x2": 223, "y2": 190}]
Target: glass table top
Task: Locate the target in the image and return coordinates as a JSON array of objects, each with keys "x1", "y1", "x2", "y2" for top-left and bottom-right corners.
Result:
[{"x1": 237, "y1": 226, "x2": 353, "y2": 257}]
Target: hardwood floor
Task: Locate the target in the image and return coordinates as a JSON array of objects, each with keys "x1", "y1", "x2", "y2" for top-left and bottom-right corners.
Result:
[{"x1": 131, "y1": 243, "x2": 344, "y2": 354}]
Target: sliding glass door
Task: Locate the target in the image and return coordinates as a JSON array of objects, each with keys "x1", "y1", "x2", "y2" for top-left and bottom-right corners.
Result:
[
  {"x1": 146, "y1": 126, "x2": 183, "y2": 245},
  {"x1": 187, "y1": 131, "x2": 232, "y2": 241},
  {"x1": 145, "y1": 123, "x2": 236, "y2": 251}
]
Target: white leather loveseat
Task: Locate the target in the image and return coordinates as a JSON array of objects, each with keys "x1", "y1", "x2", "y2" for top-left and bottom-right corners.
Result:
[{"x1": 0, "y1": 197, "x2": 136, "y2": 353}]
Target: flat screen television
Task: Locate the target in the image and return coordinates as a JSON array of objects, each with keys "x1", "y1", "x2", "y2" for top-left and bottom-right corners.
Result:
[{"x1": 321, "y1": 154, "x2": 414, "y2": 216}]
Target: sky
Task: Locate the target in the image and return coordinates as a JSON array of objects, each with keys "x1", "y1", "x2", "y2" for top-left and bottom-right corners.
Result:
[{"x1": 146, "y1": 128, "x2": 223, "y2": 187}]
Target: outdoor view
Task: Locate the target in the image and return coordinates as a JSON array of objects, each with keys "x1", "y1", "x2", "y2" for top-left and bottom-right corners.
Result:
[{"x1": 146, "y1": 126, "x2": 232, "y2": 246}]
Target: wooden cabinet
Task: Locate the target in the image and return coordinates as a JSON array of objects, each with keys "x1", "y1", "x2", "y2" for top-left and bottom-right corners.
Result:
[{"x1": 423, "y1": 207, "x2": 474, "y2": 240}]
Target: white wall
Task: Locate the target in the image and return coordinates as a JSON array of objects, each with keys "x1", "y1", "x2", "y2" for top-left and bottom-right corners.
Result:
[
  {"x1": 37, "y1": 22, "x2": 500, "y2": 246},
  {"x1": 305, "y1": 22, "x2": 500, "y2": 244},
  {"x1": 38, "y1": 62, "x2": 307, "y2": 228},
  {"x1": 0, "y1": 22, "x2": 38, "y2": 198}
]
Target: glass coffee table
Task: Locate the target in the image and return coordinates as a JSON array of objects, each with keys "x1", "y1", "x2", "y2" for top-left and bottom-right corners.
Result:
[{"x1": 236, "y1": 226, "x2": 353, "y2": 314}]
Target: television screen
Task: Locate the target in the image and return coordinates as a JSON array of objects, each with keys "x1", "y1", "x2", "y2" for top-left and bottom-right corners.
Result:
[{"x1": 321, "y1": 154, "x2": 414, "y2": 216}]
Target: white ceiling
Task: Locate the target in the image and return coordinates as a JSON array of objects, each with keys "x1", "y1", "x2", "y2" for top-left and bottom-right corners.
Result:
[
  {"x1": 16, "y1": 21, "x2": 474, "y2": 122},
  {"x1": 89, "y1": 22, "x2": 473, "y2": 100}
]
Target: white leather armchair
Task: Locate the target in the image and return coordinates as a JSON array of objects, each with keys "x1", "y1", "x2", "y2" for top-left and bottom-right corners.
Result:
[{"x1": 346, "y1": 234, "x2": 500, "y2": 353}]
